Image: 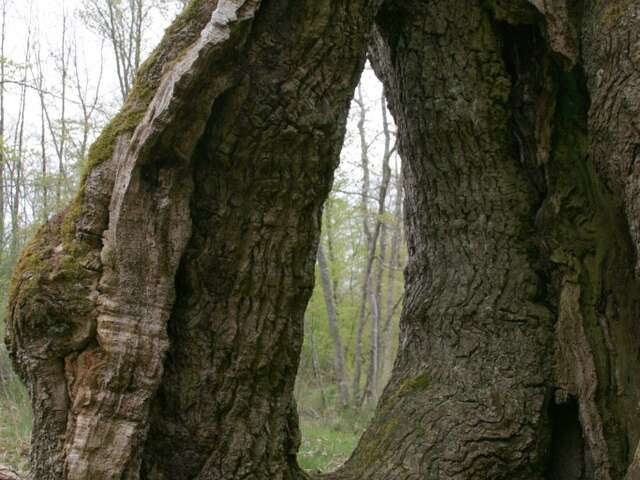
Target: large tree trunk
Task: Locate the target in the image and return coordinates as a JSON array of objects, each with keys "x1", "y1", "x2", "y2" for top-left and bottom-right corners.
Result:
[
  {"x1": 335, "y1": 2, "x2": 556, "y2": 477},
  {"x1": 5, "y1": 0, "x2": 640, "y2": 479},
  {"x1": 5, "y1": 1, "x2": 378, "y2": 479},
  {"x1": 326, "y1": 0, "x2": 640, "y2": 478}
]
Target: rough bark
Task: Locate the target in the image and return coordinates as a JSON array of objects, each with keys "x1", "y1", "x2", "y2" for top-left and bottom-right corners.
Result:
[
  {"x1": 580, "y1": 1, "x2": 640, "y2": 476},
  {"x1": 5, "y1": 1, "x2": 379, "y2": 479},
  {"x1": 334, "y1": 2, "x2": 555, "y2": 477},
  {"x1": 326, "y1": 0, "x2": 640, "y2": 478},
  {"x1": 6, "y1": 0, "x2": 640, "y2": 479},
  {"x1": 317, "y1": 243, "x2": 350, "y2": 407}
]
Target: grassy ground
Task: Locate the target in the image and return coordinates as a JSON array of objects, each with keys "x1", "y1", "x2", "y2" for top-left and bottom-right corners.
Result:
[
  {"x1": 296, "y1": 383, "x2": 374, "y2": 473},
  {"x1": 298, "y1": 409, "x2": 371, "y2": 473},
  {"x1": 0, "y1": 356, "x2": 371, "y2": 475},
  {"x1": 0, "y1": 349, "x2": 31, "y2": 474}
]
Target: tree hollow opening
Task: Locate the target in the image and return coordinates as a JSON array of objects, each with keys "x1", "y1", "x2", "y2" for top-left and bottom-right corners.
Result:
[
  {"x1": 547, "y1": 397, "x2": 592, "y2": 480},
  {"x1": 295, "y1": 66, "x2": 406, "y2": 474}
]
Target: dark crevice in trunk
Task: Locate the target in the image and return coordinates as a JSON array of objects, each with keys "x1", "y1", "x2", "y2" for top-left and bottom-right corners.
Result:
[
  {"x1": 546, "y1": 397, "x2": 591, "y2": 480},
  {"x1": 141, "y1": 86, "x2": 232, "y2": 479},
  {"x1": 498, "y1": 12, "x2": 640, "y2": 478},
  {"x1": 371, "y1": 1, "x2": 408, "y2": 69},
  {"x1": 498, "y1": 21, "x2": 554, "y2": 317},
  {"x1": 499, "y1": 21, "x2": 549, "y2": 203}
]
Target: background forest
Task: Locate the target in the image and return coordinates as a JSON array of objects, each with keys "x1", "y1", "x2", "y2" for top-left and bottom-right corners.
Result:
[{"x1": 0, "y1": 0, "x2": 405, "y2": 474}]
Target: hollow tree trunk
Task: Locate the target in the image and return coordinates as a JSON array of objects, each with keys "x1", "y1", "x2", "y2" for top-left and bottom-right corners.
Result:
[
  {"x1": 5, "y1": 1, "x2": 379, "y2": 479},
  {"x1": 6, "y1": 0, "x2": 640, "y2": 479},
  {"x1": 326, "y1": 0, "x2": 640, "y2": 478}
]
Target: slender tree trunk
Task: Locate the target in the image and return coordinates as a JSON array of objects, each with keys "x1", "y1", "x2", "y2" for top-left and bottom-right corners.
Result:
[
  {"x1": 363, "y1": 90, "x2": 393, "y2": 403},
  {"x1": 317, "y1": 242, "x2": 349, "y2": 407},
  {"x1": 40, "y1": 94, "x2": 48, "y2": 220},
  {"x1": 380, "y1": 167, "x2": 402, "y2": 383},
  {"x1": 57, "y1": 12, "x2": 69, "y2": 207},
  {"x1": 104, "y1": 0, "x2": 129, "y2": 102},
  {"x1": 72, "y1": 40, "x2": 104, "y2": 163},
  {"x1": 308, "y1": 315, "x2": 327, "y2": 412},
  {"x1": 0, "y1": 0, "x2": 6, "y2": 258},
  {"x1": 6, "y1": 2, "x2": 378, "y2": 479},
  {"x1": 352, "y1": 84, "x2": 372, "y2": 404},
  {"x1": 324, "y1": 199, "x2": 340, "y2": 304},
  {"x1": 33, "y1": 43, "x2": 49, "y2": 220},
  {"x1": 134, "y1": 0, "x2": 143, "y2": 75},
  {"x1": 10, "y1": 31, "x2": 30, "y2": 260}
]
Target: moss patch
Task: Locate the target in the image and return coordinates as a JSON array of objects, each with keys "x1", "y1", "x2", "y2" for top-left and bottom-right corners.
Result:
[
  {"x1": 396, "y1": 373, "x2": 429, "y2": 397},
  {"x1": 66, "y1": 0, "x2": 217, "y2": 243}
]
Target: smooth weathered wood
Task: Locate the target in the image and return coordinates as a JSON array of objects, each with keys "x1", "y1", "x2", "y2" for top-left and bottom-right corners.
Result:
[{"x1": 0, "y1": 465, "x2": 21, "y2": 480}]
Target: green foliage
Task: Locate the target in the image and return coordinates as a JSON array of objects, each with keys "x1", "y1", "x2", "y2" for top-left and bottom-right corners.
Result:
[{"x1": 296, "y1": 159, "x2": 406, "y2": 472}]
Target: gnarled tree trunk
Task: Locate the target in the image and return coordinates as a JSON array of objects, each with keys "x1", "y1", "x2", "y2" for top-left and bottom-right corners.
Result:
[
  {"x1": 6, "y1": 1, "x2": 378, "y2": 478},
  {"x1": 327, "y1": 0, "x2": 640, "y2": 478},
  {"x1": 5, "y1": 0, "x2": 640, "y2": 479}
]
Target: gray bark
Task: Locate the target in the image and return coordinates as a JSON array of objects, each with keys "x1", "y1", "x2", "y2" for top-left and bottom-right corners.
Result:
[
  {"x1": 317, "y1": 243, "x2": 349, "y2": 408},
  {"x1": 309, "y1": 315, "x2": 328, "y2": 412},
  {"x1": 352, "y1": 84, "x2": 373, "y2": 404},
  {"x1": 363, "y1": 100, "x2": 393, "y2": 403},
  {"x1": 380, "y1": 167, "x2": 402, "y2": 384},
  {"x1": 0, "y1": 0, "x2": 6, "y2": 257}
]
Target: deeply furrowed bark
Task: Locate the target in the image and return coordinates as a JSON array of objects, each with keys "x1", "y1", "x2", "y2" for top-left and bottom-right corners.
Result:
[
  {"x1": 579, "y1": 2, "x2": 640, "y2": 477},
  {"x1": 332, "y1": 2, "x2": 555, "y2": 477},
  {"x1": 324, "y1": 0, "x2": 640, "y2": 478},
  {"x1": 140, "y1": 2, "x2": 382, "y2": 477},
  {"x1": 5, "y1": 1, "x2": 379, "y2": 479}
]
